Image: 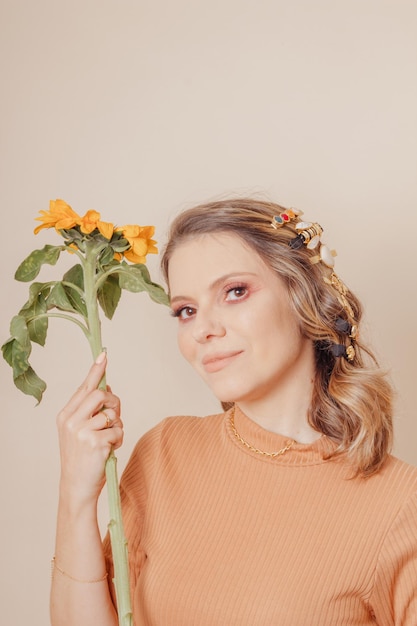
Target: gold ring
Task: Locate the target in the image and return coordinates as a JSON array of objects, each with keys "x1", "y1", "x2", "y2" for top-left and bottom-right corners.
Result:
[{"x1": 101, "y1": 411, "x2": 111, "y2": 428}]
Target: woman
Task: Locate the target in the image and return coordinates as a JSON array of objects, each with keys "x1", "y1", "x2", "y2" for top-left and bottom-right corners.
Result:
[{"x1": 50, "y1": 198, "x2": 417, "y2": 625}]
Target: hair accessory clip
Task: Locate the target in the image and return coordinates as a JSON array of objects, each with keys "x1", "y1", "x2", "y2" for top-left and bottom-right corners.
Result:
[
  {"x1": 324, "y1": 274, "x2": 355, "y2": 319},
  {"x1": 329, "y1": 343, "x2": 356, "y2": 362},
  {"x1": 289, "y1": 222, "x2": 323, "y2": 251},
  {"x1": 271, "y1": 208, "x2": 302, "y2": 229},
  {"x1": 270, "y1": 205, "x2": 358, "y2": 363},
  {"x1": 335, "y1": 317, "x2": 358, "y2": 340},
  {"x1": 289, "y1": 222, "x2": 337, "y2": 269},
  {"x1": 335, "y1": 318, "x2": 351, "y2": 334}
]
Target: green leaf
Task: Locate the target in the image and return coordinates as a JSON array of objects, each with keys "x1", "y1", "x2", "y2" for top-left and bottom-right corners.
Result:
[
  {"x1": 117, "y1": 266, "x2": 148, "y2": 292},
  {"x1": 15, "y1": 245, "x2": 64, "y2": 282},
  {"x1": 63, "y1": 264, "x2": 84, "y2": 289},
  {"x1": 1, "y1": 337, "x2": 15, "y2": 368},
  {"x1": 14, "y1": 365, "x2": 46, "y2": 403},
  {"x1": 2, "y1": 328, "x2": 47, "y2": 403},
  {"x1": 110, "y1": 238, "x2": 130, "y2": 253},
  {"x1": 60, "y1": 228, "x2": 86, "y2": 252},
  {"x1": 6, "y1": 336, "x2": 31, "y2": 377},
  {"x1": 19, "y1": 282, "x2": 50, "y2": 308},
  {"x1": 117, "y1": 264, "x2": 169, "y2": 306},
  {"x1": 145, "y1": 282, "x2": 170, "y2": 306},
  {"x1": 19, "y1": 289, "x2": 49, "y2": 346},
  {"x1": 64, "y1": 285, "x2": 87, "y2": 317},
  {"x1": 130, "y1": 263, "x2": 151, "y2": 281},
  {"x1": 99, "y1": 245, "x2": 115, "y2": 266},
  {"x1": 10, "y1": 315, "x2": 31, "y2": 352},
  {"x1": 62, "y1": 264, "x2": 87, "y2": 317},
  {"x1": 47, "y1": 282, "x2": 77, "y2": 313},
  {"x1": 98, "y1": 274, "x2": 121, "y2": 320},
  {"x1": 61, "y1": 227, "x2": 83, "y2": 241},
  {"x1": 28, "y1": 316, "x2": 48, "y2": 347}
]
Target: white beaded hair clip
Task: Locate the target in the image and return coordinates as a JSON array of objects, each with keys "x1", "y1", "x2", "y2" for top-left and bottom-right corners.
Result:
[{"x1": 270, "y1": 209, "x2": 336, "y2": 268}]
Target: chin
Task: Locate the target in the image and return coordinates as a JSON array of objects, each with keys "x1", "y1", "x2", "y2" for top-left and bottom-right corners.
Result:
[
  {"x1": 202, "y1": 372, "x2": 258, "y2": 405},
  {"x1": 210, "y1": 386, "x2": 249, "y2": 405}
]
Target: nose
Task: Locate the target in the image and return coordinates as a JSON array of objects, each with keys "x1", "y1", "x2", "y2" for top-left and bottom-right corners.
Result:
[{"x1": 192, "y1": 309, "x2": 226, "y2": 343}]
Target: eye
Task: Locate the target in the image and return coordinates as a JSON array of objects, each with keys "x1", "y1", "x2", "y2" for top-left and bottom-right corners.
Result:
[
  {"x1": 171, "y1": 306, "x2": 196, "y2": 320},
  {"x1": 225, "y1": 285, "x2": 248, "y2": 301}
]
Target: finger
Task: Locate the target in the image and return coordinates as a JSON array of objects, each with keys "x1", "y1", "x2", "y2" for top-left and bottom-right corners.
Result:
[
  {"x1": 96, "y1": 425, "x2": 124, "y2": 451},
  {"x1": 59, "y1": 353, "x2": 108, "y2": 418},
  {"x1": 84, "y1": 351, "x2": 108, "y2": 392},
  {"x1": 75, "y1": 424, "x2": 124, "y2": 457},
  {"x1": 98, "y1": 410, "x2": 113, "y2": 430},
  {"x1": 57, "y1": 389, "x2": 120, "y2": 433},
  {"x1": 62, "y1": 389, "x2": 121, "y2": 429},
  {"x1": 74, "y1": 351, "x2": 108, "y2": 399},
  {"x1": 89, "y1": 408, "x2": 122, "y2": 431},
  {"x1": 110, "y1": 426, "x2": 124, "y2": 450}
]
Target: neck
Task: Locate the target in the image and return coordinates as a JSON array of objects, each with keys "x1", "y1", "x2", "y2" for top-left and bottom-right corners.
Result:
[
  {"x1": 237, "y1": 351, "x2": 319, "y2": 444},
  {"x1": 237, "y1": 400, "x2": 319, "y2": 444}
]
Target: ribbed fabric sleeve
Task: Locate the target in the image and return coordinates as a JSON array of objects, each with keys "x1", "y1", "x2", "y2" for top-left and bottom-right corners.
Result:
[{"x1": 103, "y1": 406, "x2": 417, "y2": 625}]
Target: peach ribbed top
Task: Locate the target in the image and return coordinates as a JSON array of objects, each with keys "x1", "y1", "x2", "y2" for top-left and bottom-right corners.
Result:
[{"x1": 104, "y1": 406, "x2": 417, "y2": 625}]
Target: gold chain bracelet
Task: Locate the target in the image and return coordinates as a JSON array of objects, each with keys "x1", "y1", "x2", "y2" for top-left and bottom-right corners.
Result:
[{"x1": 51, "y1": 556, "x2": 108, "y2": 583}]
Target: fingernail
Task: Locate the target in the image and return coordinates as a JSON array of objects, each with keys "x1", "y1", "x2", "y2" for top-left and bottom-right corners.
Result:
[{"x1": 95, "y1": 351, "x2": 106, "y2": 364}]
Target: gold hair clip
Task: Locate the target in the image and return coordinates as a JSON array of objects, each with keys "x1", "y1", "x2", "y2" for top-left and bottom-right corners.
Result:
[
  {"x1": 270, "y1": 208, "x2": 302, "y2": 229},
  {"x1": 290, "y1": 221, "x2": 337, "y2": 268},
  {"x1": 270, "y1": 208, "x2": 357, "y2": 362}
]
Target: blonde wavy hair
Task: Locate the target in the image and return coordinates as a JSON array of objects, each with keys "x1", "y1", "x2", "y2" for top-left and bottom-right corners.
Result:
[{"x1": 161, "y1": 198, "x2": 393, "y2": 477}]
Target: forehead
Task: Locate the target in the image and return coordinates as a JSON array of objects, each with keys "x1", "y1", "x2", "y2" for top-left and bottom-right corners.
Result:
[{"x1": 167, "y1": 232, "x2": 273, "y2": 291}]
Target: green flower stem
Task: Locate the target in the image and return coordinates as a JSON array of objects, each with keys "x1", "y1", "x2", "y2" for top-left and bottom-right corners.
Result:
[
  {"x1": 61, "y1": 280, "x2": 85, "y2": 297},
  {"x1": 94, "y1": 265, "x2": 125, "y2": 291},
  {"x1": 28, "y1": 313, "x2": 90, "y2": 339},
  {"x1": 83, "y1": 243, "x2": 106, "y2": 362},
  {"x1": 83, "y1": 242, "x2": 133, "y2": 626},
  {"x1": 106, "y1": 452, "x2": 133, "y2": 626}
]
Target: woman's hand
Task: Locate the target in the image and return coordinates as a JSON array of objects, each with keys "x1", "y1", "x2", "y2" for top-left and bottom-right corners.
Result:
[{"x1": 56, "y1": 352, "x2": 124, "y2": 507}]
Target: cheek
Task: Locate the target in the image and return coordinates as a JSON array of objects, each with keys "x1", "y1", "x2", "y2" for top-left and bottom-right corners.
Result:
[
  {"x1": 249, "y1": 300, "x2": 302, "y2": 350},
  {"x1": 177, "y1": 328, "x2": 194, "y2": 363}
]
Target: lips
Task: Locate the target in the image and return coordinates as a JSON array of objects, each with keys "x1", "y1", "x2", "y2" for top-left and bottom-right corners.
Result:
[{"x1": 201, "y1": 350, "x2": 243, "y2": 373}]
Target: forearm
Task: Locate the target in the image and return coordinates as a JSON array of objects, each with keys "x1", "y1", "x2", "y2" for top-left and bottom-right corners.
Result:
[
  {"x1": 51, "y1": 354, "x2": 124, "y2": 626},
  {"x1": 50, "y1": 490, "x2": 118, "y2": 626}
]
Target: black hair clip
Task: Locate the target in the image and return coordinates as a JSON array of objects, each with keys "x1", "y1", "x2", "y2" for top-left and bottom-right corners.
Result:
[
  {"x1": 329, "y1": 343, "x2": 355, "y2": 362},
  {"x1": 289, "y1": 222, "x2": 323, "y2": 250},
  {"x1": 329, "y1": 344, "x2": 347, "y2": 358},
  {"x1": 335, "y1": 318, "x2": 351, "y2": 334},
  {"x1": 335, "y1": 317, "x2": 358, "y2": 339}
]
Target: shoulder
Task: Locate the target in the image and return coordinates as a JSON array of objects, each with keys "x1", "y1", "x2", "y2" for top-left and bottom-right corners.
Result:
[
  {"x1": 364, "y1": 454, "x2": 417, "y2": 524},
  {"x1": 121, "y1": 412, "x2": 226, "y2": 491},
  {"x1": 369, "y1": 458, "x2": 417, "y2": 621},
  {"x1": 367, "y1": 454, "x2": 417, "y2": 503},
  {"x1": 377, "y1": 454, "x2": 417, "y2": 494},
  {"x1": 159, "y1": 412, "x2": 225, "y2": 440},
  {"x1": 129, "y1": 411, "x2": 226, "y2": 462}
]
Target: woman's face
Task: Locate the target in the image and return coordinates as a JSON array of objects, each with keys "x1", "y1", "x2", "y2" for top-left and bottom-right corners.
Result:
[{"x1": 168, "y1": 233, "x2": 315, "y2": 407}]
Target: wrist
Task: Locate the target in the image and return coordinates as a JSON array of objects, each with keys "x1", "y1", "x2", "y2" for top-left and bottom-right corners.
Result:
[{"x1": 58, "y1": 479, "x2": 102, "y2": 519}]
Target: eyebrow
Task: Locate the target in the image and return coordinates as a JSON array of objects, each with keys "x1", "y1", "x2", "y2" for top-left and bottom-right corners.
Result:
[{"x1": 169, "y1": 272, "x2": 258, "y2": 306}]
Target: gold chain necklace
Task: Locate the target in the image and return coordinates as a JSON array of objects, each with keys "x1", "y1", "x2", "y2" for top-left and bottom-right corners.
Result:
[{"x1": 229, "y1": 408, "x2": 296, "y2": 458}]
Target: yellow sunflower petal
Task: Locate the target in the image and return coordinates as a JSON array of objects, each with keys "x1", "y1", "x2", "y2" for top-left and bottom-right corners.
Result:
[
  {"x1": 123, "y1": 248, "x2": 147, "y2": 264},
  {"x1": 78, "y1": 210, "x2": 101, "y2": 234},
  {"x1": 34, "y1": 200, "x2": 80, "y2": 234},
  {"x1": 130, "y1": 238, "x2": 148, "y2": 257},
  {"x1": 97, "y1": 220, "x2": 114, "y2": 240},
  {"x1": 119, "y1": 224, "x2": 140, "y2": 238},
  {"x1": 139, "y1": 225, "x2": 156, "y2": 238},
  {"x1": 147, "y1": 239, "x2": 158, "y2": 254}
]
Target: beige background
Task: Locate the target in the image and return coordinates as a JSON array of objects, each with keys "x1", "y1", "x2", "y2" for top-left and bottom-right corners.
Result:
[{"x1": 1, "y1": 1, "x2": 416, "y2": 624}]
